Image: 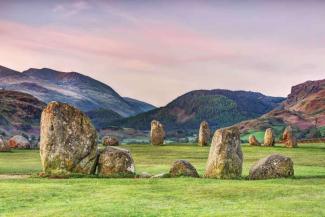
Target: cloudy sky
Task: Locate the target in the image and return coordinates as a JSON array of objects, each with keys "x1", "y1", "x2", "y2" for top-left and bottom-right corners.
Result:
[{"x1": 0, "y1": 0, "x2": 324, "y2": 106}]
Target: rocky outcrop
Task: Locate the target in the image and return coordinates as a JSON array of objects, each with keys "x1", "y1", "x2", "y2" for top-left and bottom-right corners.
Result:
[
  {"x1": 40, "y1": 102, "x2": 98, "y2": 176},
  {"x1": 150, "y1": 120, "x2": 165, "y2": 145},
  {"x1": 198, "y1": 121, "x2": 210, "y2": 146},
  {"x1": 263, "y1": 128, "x2": 275, "y2": 147},
  {"x1": 0, "y1": 138, "x2": 10, "y2": 152},
  {"x1": 102, "y1": 136, "x2": 119, "y2": 146},
  {"x1": 249, "y1": 154, "x2": 294, "y2": 180},
  {"x1": 169, "y1": 160, "x2": 199, "y2": 178},
  {"x1": 8, "y1": 135, "x2": 30, "y2": 149},
  {"x1": 248, "y1": 135, "x2": 261, "y2": 146},
  {"x1": 205, "y1": 127, "x2": 243, "y2": 179},
  {"x1": 283, "y1": 126, "x2": 298, "y2": 148},
  {"x1": 97, "y1": 146, "x2": 135, "y2": 177}
]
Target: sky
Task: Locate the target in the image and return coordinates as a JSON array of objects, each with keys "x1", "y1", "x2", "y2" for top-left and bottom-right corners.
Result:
[{"x1": 0, "y1": 0, "x2": 324, "y2": 106}]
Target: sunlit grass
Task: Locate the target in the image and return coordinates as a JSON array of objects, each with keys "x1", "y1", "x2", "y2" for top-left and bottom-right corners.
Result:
[{"x1": 0, "y1": 143, "x2": 325, "y2": 216}]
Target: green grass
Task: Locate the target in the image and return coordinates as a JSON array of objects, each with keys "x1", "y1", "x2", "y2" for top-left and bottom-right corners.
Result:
[{"x1": 1, "y1": 143, "x2": 325, "y2": 216}]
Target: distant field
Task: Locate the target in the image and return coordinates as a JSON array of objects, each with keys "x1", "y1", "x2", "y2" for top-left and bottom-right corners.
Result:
[{"x1": 0, "y1": 143, "x2": 325, "y2": 217}]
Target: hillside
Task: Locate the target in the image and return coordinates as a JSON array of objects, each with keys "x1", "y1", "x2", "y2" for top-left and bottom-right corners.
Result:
[
  {"x1": 0, "y1": 66, "x2": 155, "y2": 117},
  {"x1": 236, "y1": 79, "x2": 325, "y2": 140},
  {"x1": 0, "y1": 90, "x2": 46, "y2": 138},
  {"x1": 113, "y1": 89, "x2": 284, "y2": 130}
]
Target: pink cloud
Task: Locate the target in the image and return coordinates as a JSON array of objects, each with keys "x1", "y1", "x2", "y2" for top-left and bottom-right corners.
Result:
[{"x1": 0, "y1": 20, "x2": 240, "y2": 72}]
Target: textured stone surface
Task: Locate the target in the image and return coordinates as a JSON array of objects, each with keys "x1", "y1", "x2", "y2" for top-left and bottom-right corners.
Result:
[
  {"x1": 198, "y1": 121, "x2": 210, "y2": 146},
  {"x1": 8, "y1": 135, "x2": 30, "y2": 149},
  {"x1": 205, "y1": 126, "x2": 243, "y2": 179},
  {"x1": 248, "y1": 135, "x2": 261, "y2": 146},
  {"x1": 249, "y1": 154, "x2": 294, "y2": 180},
  {"x1": 40, "y1": 101, "x2": 98, "y2": 176},
  {"x1": 97, "y1": 146, "x2": 135, "y2": 177},
  {"x1": 150, "y1": 120, "x2": 165, "y2": 145},
  {"x1": 283, "y1": 126, "x2": 298, "y2": 148},
  {"x1": 263, "y1": 128, "x2": 275, "y2": 147},
  {"x1": 169, "y1": 160, "x2": 199, "y2": 177},
  {"x1": 102, "y1": 136, "x2": 119, "y2": 146}
]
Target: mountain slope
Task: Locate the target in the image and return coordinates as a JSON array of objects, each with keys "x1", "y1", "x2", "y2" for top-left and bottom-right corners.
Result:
[
  {"x1": 123, "y1": 97, "x2": 156, "y2": 113},
  {"x1": 0, "y1": 90, "x2": 46, "y2": 138},
  {"x1": 236, "y1": 79, "x2": 325, "y2": 139},
  {"x1": 113, "y1": 89, "x2": 285, "y2": 130},
  {"x1": 0, "y1": 66, "x2": 155, "y2": 117}
]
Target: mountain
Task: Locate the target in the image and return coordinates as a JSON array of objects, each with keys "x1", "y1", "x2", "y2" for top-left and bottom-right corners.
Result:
[
  {"x1": 236, "y1": 79, "x2": 325, "y2": 140},
  {"x1": 113, "y1": 89, "x2": 285, "y2": 130},
  {"x1": 0, "y1": 90, "x2": 46, "y2": 138},
  {"x1": 123, "y1": 97, "x2": 156, "y2": 113},
  {"x1": 0, "y1": 66, "x2": 155, "y2": 117},
  {"x1": 86, "y1": 109, "x2": 123, "y2": 129}
]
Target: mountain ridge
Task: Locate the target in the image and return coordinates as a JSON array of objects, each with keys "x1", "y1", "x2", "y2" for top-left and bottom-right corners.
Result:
[
  {"x1": 0, "y1": 65, "x2": 155, "y2": 117},
  {"x1": 235, "y1": 78, "x2": 325, "y2": 140},
  {"x1": 113, "y1": 89, "x2": 285, "y2": 131}
]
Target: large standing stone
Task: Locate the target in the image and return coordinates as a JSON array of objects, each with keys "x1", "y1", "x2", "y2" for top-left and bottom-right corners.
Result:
[
  {"x1": 198, "y1": 121, "x2": 210, "y2": 146},
  {"x1": 263, "y1": 128, "x2": 275, "y2": 147},
  {"x1": 248, "y1": 135, "x2": 261, "y2": 146},
  {"x1": 40, "y1": 102, "x2": 98, "y2": 176},
  {"x1": 102, "y1": 136, "x2": 119, "y2": 146},
  {"x1": 169, "y1": 160, "x2": 199, "y2": 178},
  {"x1": 150, "y1": 120, "x2": 165, "y2": 145},
  {"x1": 0, "y1": 138, "x2": 10, "y2": 152},
  {"x1": 97, "y1": 146, "x2": 135, "y2": 177},
  {"x1": 283, "y1": 126, "x2": 298, "y2": 148},
  {"x1": 249, "y1": 154, "x2": 294, "y2": 180},
  {"x1": 8, "y1": 135, "x2": 30, "y2": 149},
  {"x1": 205, "y1": 126, "x2": 243, "y2": 179}
]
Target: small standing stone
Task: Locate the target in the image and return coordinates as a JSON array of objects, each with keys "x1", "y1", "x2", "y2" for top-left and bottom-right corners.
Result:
[
  {"x1": 97, "y1": 146, "x2": 135, "y2": 177},
  {"x1": 102, "y1": 136, "x2": 119, "y2": 146},
  {"x1": 263, "y1": 128, "x2": 275, "y2": 147},
  {"x1": 8, "y1": 135, "x2": 30, "y2": 149},
  {"x1": 248, "y1": 135, "x2": 261, "y2": 146},
  {"x1": 150, "y1": 120, "x2": 165, "y2": 145},
  {"x1": 283, "y1": 126, "x2": 298, "y2": 148},
  {"x1": 249, "y1": 154, "x2": 294, "y2": 180},
  {"x1": 205, "y1": 126, "x2": 243, "y2": 179},
  {"x1": 169, "y1": 160, "x2": 199, "y2": 177},
  {"x1": 198, "y1": 121, "x2": 211, "y2": 146},
  {"x1": 0, "y1": 138, "x2": 10, "y2": 152}
]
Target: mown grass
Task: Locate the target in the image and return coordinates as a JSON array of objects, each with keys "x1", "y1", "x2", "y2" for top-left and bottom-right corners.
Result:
[{"x1": 0, "y1": 143, "x2": 325, "y2": 217}]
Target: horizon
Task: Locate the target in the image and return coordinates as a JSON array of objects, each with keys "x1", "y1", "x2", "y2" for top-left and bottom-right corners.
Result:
[{"x1": 1, "y1": 0, "x2": 325, "y2": 106}]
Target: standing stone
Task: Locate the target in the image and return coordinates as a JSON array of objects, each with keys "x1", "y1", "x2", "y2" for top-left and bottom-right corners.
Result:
[
  {"x1": 283, "y1": 126, "x2": 298, "y2": 148},
  {"x1": 102, "y1": 136, "x2": 119, "y2": 146},
  {"x1": 248, "y1": 135, "x2": 261, "y2": 146},
  {"x1": 198, "y1": 121, "x2": 210, "y2": 146},
  {"x1": 169, "y1": 160, "x2": 199, "y2": 178},
  {"x1": 8, "y1": 135, "x2": 30, "y2": 149},
  {"x1": 249, "y1": 154, "x2": 294, "y2": 180},
  {"x1": 40, "y1": 102, "x2": 98, "y2": 176},
  {"x1": 0, "y1": 138, "x2": 10, "y2": 152},
  {"x1": 205, "y1": 126, "x2": 243, "y2": 179},
  {"x1": 97, "y1": 146, "x2": 135, "y2": 177},
  {"x1": 263, "y1": 128, "x2": 275, "y2": 147},
  {"x1": 150, "y1": 120, "x2": 165, "y2": 145}
]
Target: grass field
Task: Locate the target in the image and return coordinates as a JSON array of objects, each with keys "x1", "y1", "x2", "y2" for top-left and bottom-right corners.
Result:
[{"x1": 0, "y1": 143, "x2": 325, "y2": 217}]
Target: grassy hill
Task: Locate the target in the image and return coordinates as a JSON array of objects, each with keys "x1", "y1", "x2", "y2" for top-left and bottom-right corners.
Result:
[
  {"x1": 113, "y1": 89, "x2": 284, "y2": 130},
  {"x1": 0, "y1": 90, "x2": 45, "y2": 138}
]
